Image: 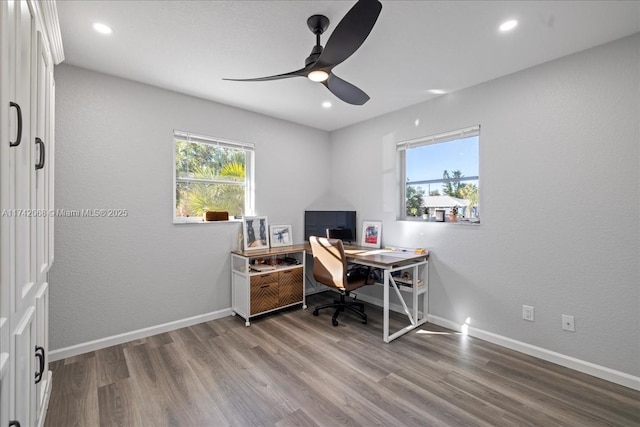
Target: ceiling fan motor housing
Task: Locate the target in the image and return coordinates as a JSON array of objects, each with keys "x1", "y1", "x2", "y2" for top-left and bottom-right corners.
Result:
[
  {"x1": 305, "y1": 15, "x2": 329, "y2": 67},
  {"x1": 307, "y1": 14, "x2": 330, "y2": 35}
]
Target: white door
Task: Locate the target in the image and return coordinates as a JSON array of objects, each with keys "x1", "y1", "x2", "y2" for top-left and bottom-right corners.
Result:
[
  {"x1": 12, "y1": 307, "x2": 36, "y2": 427},
  {"x1": 34, "y1": 282, "x2": 49, "y2": 416},
  {"x1": 47, "y1": 75, "x2": 55, "y2": 268},
  {"x1": 0, "y1": 1, "x2": 16, "y2": 421},
  {"x1": 13, "y1": 0, "x2": 36, "y2": 314},
  {"x1": 33, "y1": 29, "x2": 51, "y2": 286},
  {"x1": 0, "y1": 352, "x2": 10, "y2": 427}
]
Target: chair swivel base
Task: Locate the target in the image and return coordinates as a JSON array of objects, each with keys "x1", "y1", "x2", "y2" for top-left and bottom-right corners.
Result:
[{"x1": 313, "y1": 293, "x2": 367, "y2": 326}]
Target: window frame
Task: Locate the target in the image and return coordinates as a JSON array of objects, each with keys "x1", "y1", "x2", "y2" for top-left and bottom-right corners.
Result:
[
  {"x1": 173, "y1": 130, "x2": 255, "y2": 223},
  {"x1": 397, "y1": 125, "x2": 480, "y2": 223}
]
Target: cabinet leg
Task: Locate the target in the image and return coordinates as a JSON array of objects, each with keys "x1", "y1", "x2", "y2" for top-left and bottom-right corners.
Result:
[
  {"x1": 302, "y1": 304, "x2": 308, "y2": 309},
  {"x1": 245, "y1": 320, "x2": 250, "y2": 327},
  {"x1": 231, "y1": 311, "x2": 236, "y2": 316}
]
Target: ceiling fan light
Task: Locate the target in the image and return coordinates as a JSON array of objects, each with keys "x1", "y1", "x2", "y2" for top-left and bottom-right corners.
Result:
[{"x1": 308, "y1": 70, "x2": 329, "y2": 82}]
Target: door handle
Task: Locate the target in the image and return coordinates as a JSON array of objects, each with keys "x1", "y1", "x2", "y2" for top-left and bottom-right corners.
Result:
[
  {"x1": 35, "y1": 138, "x2": 45, "y2": 170},
  {"x1": 9, "y1": 102, "x2": 22, "y2": 147},
  {"x1": 35, "y1": 345, "x2": 45, "y2": 384},
  {"x1": 9, "y1": 420, "x2": 21, "y2": 427}
]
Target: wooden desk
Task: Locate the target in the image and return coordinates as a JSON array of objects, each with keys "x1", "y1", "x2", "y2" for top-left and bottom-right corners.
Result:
[
  {"x1": 343, "y1": 246, "x2": 429, "y2": 343},
  {"x1": 307, "y1": 243, "x2": 429, "y2": 343}
]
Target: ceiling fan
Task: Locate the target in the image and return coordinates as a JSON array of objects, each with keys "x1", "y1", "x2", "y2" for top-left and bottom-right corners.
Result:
[{"x1": 223, "y1": 0, "x2": 382, "y2": 105}]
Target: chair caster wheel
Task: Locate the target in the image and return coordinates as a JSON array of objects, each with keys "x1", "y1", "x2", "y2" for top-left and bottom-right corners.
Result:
[
  {"x1": 313, "y1": 309, "x2": 319, "y2": 316},
  {"x1": 332, "y1": 319, "x2": 339, "y2": 327}
]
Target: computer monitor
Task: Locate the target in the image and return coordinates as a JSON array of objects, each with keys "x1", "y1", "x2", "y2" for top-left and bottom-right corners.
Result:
[{"x1": 304, "y1": 210, "x2": 357, "y2": 243}]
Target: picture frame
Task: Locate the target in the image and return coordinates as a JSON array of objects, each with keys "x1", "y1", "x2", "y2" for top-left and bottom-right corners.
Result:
[
  {"x1": 435, "y1": 209, "x2": 445, "y2": 222},
  {"x1": 269, "y1": 225, "x2": 293, "y2": 247},
  {"x1": 361, "y1": 220, "x2": 382, "y2": 248},
  {"x1": 243, "y1": 216, "x2": 270, "y2": 251}
]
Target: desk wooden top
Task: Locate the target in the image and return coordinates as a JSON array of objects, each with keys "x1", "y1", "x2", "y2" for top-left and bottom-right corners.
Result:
[
  {"x1": 343, "y1": 246, "x2": 429, "y2": 268},
  {"x1": 232, "y1": 244, "x2": 307, "y2": 258},
  {"x1": 232, "y1": 243, "x2": 428, "y2": 268}
]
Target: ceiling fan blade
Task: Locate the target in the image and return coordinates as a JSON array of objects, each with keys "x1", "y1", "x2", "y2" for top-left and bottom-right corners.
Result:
[
  {"x1": 323, "y1": 73, "x2": 370, "y2": 105},
  {"x1": 315, "y1": 0, "x2": 382, "y2": 69},
  {"x1": 223, "y1": 67, "x2": 310, "y2": 82}
]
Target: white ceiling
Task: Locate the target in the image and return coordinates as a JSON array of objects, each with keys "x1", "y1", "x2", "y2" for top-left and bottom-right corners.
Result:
[{"x1": 56, "y1": 1, "x2": 640, "y2": 132}]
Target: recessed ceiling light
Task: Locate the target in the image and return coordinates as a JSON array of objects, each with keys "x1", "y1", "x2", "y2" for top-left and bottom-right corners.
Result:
[
  {"x1": 499, "y1": 19, "x2": 518, "y2": 32},
  {"x1": 428, "y1": 89, "x2": 446, "y2": 95},
  {"x1": 322, "y1": 101, "x2": 332, "y2": 108},
  {"x1": 93, "y1": 22, "x2": 113, "y2": 35}
]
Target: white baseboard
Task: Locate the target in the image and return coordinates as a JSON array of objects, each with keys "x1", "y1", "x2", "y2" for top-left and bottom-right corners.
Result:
[
  {"x1": 428, "y1": 314, "x2": 640, "y2": 391},
  {"x1": 49, "y1": 308, "x2": 232, "y2": 362}
]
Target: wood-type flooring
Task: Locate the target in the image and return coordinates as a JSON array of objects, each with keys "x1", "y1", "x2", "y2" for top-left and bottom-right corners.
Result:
[{"x1": 45, "y1": 292, "x2": 640, "y2": 426}]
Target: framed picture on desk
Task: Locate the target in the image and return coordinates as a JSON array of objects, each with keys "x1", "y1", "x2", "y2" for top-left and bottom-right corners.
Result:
[
  {"x1": 269, "y1": 225, "x2": 292, "y2": 247},
  {"x1": 243, "y1": 216, "x2": 270, "y2": 250},
  {"x1": 361, "y1": 220, "x2": 382, "y2": 248}
]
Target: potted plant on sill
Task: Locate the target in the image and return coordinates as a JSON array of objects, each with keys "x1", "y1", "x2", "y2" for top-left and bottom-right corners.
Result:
[{"x1": 449, "y1": 206, "x2": 458, "y2": 222}]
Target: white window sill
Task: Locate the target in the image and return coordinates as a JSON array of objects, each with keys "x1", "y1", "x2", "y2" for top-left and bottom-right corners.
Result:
[
  {"x1": 173, "y1": 217, "x2": 243, "y2": 225},
  {"x1": 400, "y1": 217, "x2": 480, "y2": 225}
]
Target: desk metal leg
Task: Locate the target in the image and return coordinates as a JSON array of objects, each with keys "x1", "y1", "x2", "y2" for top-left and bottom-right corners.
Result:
[
  {"x1": 383, "y1": 269, "x2": 390, "y2": 343},
  {"x1": 423, "y1": 260, "x2": 429, "y2": 325},
  {"x1": 412, "y1": 264, "x2": 419, "y2": 324},
  {"x1": 383, "y1": 260, "x2": 429, "y2": 343}
]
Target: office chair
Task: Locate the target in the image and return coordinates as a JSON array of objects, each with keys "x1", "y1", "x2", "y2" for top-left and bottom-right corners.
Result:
[
  {"x1": 309, "y1": 236, "x2": 372, "y2": 326},
  {"x1": 326, "y1": 228, "x2": 383, "y2": 283},
  {"x1": 326, "y1": 227, "x2": 355, "y2": 245}
]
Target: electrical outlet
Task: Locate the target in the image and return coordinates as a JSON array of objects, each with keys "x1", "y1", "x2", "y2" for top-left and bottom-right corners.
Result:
[
  {"x1": 522, "y1": 305, "x2": 534, "y2": 322},
  {"x1": 562, "y1": 314, "x2": 575, "y2": 332}
]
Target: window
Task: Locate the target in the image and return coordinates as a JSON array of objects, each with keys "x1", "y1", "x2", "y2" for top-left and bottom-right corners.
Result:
[
  {"x1": 174, "y1": 130, "x2": 254, "y2": 222},
  {"x1": 398, "y1": 125, "x2": 479, "y2": 223}
]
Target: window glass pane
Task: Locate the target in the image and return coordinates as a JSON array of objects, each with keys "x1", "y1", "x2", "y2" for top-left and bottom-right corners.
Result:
[
  {"x1": 175, "y1": 182, "x2": 245, "y2": 218},
  {"x1": 406, "y1": 136, "x2": 478, "y2": 182},
  {"x1": 403, "y1": 134, "x2": 479, "y2": 222},
  {"x1": 174, "y1": 132, "x2": 253, "y2": 222},
  {"x1": 175, "y1": 140, "x2": 246, "y2": 182}
]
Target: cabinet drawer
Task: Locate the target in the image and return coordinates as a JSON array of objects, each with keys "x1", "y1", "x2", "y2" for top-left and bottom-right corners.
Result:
[
  {"x1": 250, "y1": 275, "x2": 279, "y2": 315},
  {"x1": 279, "y1": 268, "x2": 303, "y2": 306},
  {"x1": 250, "y1": 272, "x2": 278, "y2": 287}
]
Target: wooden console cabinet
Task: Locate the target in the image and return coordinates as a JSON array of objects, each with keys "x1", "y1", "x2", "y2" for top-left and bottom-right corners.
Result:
[{"x1": 231, "y1": 245, "x2": 307, "y2": 326}]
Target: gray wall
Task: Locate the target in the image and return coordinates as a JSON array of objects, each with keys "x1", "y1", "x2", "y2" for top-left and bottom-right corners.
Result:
[
  {"x1": 51, "y1": 34, "x2": 639, "y2": 378},
  {"x1": 329, "y1": 34, "x2": 640, "y2": 376},
  {"x1": 50, "y1": 64, "x2": 329, "y2": 349}
]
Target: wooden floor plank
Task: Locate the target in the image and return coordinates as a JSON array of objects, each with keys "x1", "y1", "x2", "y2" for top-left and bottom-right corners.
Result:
[
  {"x1": 275, "y1": 408, "x2": 320, "y2": 427},
  {"x1": 46, "y1": 357, "x2": 100, "y2": 427},
  {"x1": 97, "y1": 378, "x2": 143, "y2": 427},
  {"x1": 95, "y1": 344, "x2": 130, "y2": 388},
  {"x1": 45, "y1": 292, "x2": 640, "y2": 427}
]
